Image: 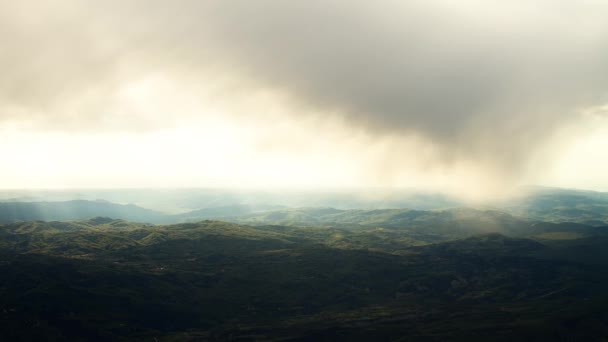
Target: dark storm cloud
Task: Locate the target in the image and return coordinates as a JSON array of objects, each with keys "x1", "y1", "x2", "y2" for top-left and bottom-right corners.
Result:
[
  {"x1": 2, "y1": 1, "x2": 608, "y2": 171},
  {"x1": 190, "y1": 1, "x2": 608, "y2": 163}
]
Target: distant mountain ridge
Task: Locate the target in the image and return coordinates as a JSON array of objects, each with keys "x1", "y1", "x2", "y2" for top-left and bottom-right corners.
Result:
[
  {"x1": 3, "y1": 185, "x2": 608, "y2": 229},
  {"x1": 0, "y1": 200, "x2": 166, "y2": 224}
]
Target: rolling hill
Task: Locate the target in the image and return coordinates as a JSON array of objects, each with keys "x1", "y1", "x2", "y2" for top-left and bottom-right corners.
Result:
[{"x1": 2, "y1": 217, "x2": 608, "y2": 340}]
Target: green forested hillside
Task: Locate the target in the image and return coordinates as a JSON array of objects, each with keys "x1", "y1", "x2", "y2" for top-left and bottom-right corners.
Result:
[{"x1": 1, "y1": 218, "x2": 608, "y2": 340}]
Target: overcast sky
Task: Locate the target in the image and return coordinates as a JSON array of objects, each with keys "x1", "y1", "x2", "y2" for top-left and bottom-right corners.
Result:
[{"x1": 1, "y1": 1, "x2": 608, "y2": 199}]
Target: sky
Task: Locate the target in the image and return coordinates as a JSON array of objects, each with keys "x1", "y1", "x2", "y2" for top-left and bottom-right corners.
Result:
[{"x1": 1, "y1": 1, "x2": 608, "y2": 200}]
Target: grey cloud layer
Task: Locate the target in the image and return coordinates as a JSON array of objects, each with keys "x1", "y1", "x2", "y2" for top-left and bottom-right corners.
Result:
[
  {"x1": 2, "y1": 1, "x2": 608, "y2": 175},
  {"x1": 194, "y1": 1, "x2": 608, "y2": 163}
]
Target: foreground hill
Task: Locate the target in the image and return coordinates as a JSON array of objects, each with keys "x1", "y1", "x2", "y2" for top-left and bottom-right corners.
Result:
[{"x1": 1, "y1": 218, "x2": 608, "y2": 340}]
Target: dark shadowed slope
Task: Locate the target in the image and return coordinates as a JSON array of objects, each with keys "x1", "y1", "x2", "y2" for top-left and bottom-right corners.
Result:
[{"x1": 2, "y1": 218, "x2": 608, "y2": 340}]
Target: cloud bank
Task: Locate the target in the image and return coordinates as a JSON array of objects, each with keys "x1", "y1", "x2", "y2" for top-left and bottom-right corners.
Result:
[{"x1": 1, "y1": 1, "x2": 608, "y2": 195}]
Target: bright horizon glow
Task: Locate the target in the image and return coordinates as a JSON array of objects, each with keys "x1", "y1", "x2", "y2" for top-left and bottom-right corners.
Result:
[
  {"x1": 2, "y1": 1, "x2": 608, "y2": 201},
  {"x1": 2, "y1": 75, "x2": 608, "y2": 200}
]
